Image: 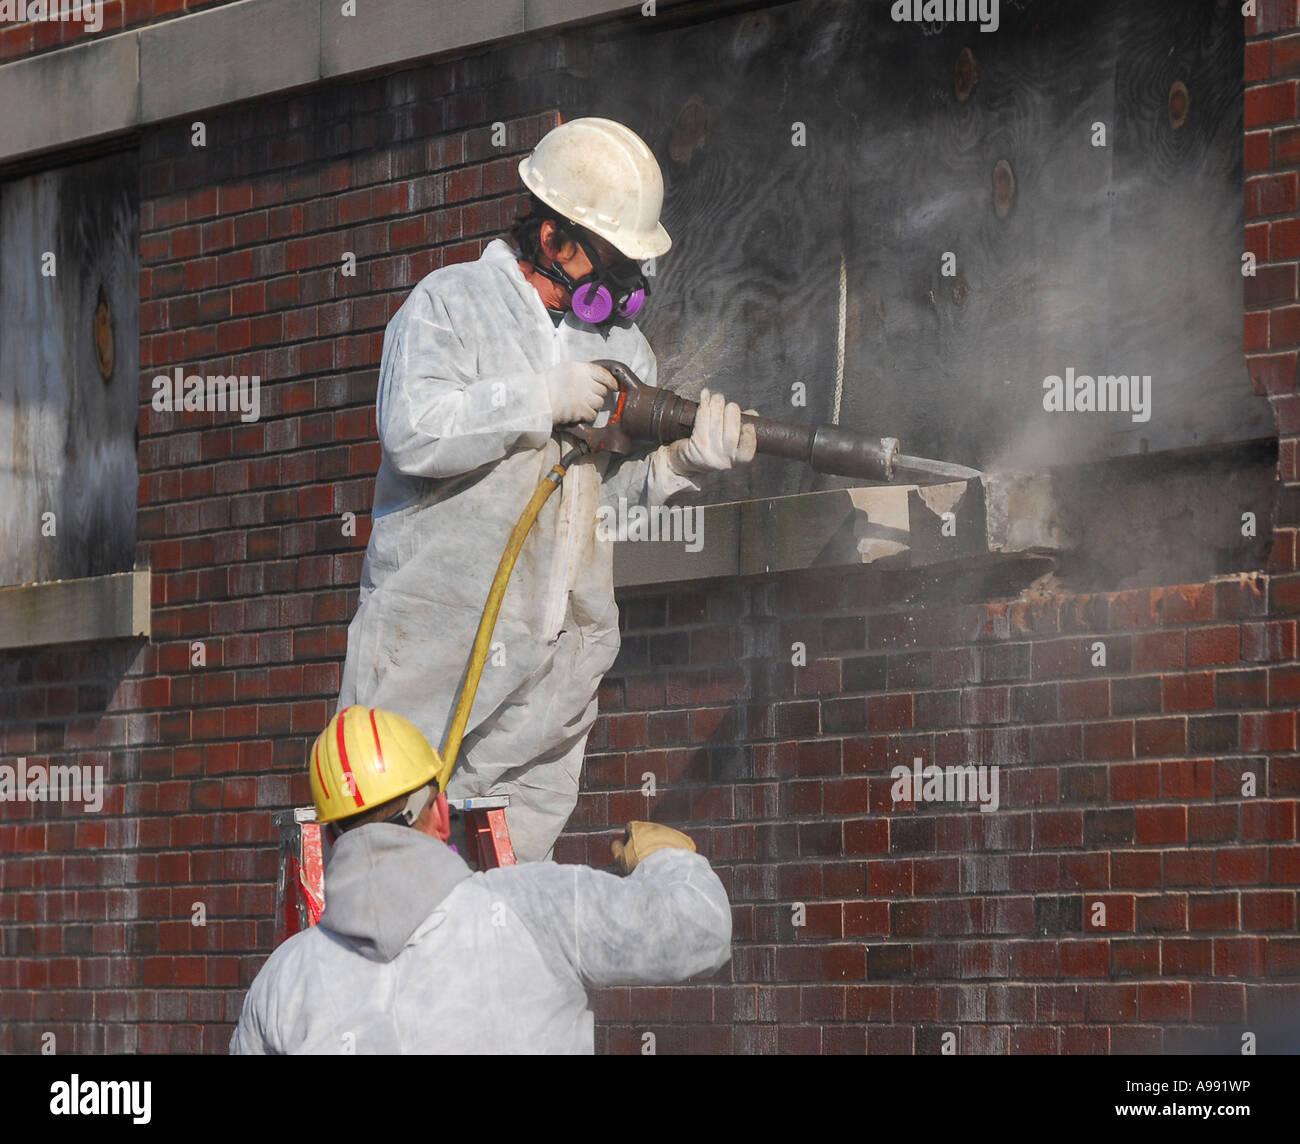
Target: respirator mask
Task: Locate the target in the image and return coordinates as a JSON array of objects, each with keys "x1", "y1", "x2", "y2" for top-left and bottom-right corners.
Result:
[{"x1": 535, "y1": 228, "x2": 650, "y2": 328}]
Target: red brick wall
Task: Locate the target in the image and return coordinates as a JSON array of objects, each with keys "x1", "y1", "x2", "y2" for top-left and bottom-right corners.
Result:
[
  {"x1": 0, "y1": 37, "x2": 570, "y2": 1054},
  {"x1": 575, "y1": 573, "x2": 1298, "y2": 1054},
  {"x1": 0, "y1": 7, "x2": 1297, "y2": 1055},
  {"x1": 552, "y1": 3, "x2": 1300, "y2": 1054}
]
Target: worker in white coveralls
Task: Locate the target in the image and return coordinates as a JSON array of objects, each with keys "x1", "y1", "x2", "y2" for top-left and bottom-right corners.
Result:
[
  {"x1": 230, "y1": 706, "x2": 731, "y2": 1053},
  {"x1": 337, "y1": 118, "x2": 757, "y2": 861}
]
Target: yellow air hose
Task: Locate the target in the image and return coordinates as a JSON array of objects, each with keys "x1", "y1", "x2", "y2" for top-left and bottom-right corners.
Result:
[{"x1": 435, "y1": 444, "x2": 584, "y2": 791}]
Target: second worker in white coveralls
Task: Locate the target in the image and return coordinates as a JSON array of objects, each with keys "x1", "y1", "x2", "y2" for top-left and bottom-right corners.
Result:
[
  {"x1": 231, "y1": 706, "x2": 731, "y2": 1054},
  {"x1": 338, "y1": 118, "x2": 757, "y2": 861}
]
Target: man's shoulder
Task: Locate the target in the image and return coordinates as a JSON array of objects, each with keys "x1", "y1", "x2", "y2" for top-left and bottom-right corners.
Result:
[
  {"x1": 411, "y1": 241, "x2": 516, "y2": 298},
  {"x1": 479, "y1": 859, "x2": 584, "y2": 908}
]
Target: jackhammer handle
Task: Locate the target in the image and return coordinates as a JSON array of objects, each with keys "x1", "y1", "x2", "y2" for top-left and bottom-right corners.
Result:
[{"x1": 594, "y1": 360, "x2": 899, "y2": 483}]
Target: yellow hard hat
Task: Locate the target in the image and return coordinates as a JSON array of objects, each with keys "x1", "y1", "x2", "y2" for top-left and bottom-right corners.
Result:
[
  {"x1": 519, "y1": 117, "x2": 672, "y2": 261},
  {"x1": 310, "y1": 706, "x2": 442, "y2": 825}
]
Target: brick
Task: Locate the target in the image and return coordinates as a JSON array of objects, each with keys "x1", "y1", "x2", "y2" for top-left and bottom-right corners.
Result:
[
  {"x1": 1217, "y1": 669, "x2": 1267, "y2": 708},
  {"x1": 868, "y1": 694, "x2": 913, "y2": 732},
  {"x1": 1247, "y1": 173, "x2": 1300, "y2": 217},
  {"x1": 1191, "y1": 983, "x2": 1245, "y2": 1024},
  {"x1": 1109, "y1": 762, "x2": 1160, "y2": 801},
  {"x1": 1138, "y1": 983, "x2": 1190, "y2": 1021},
  {"x1": 866, "y1": 945, "x2": 912, "y2": 980},
  {"x1": 1245, "y1": 263, "x2": 1297, "y2": 307},
  {"x1": 1269, "y1": 845, "x2": 1300, "y2": 882},
  {"x1": 841, "y1": 655, "x2": 888, "y2": 692},
  {"x1": 1266, "y1": 937, "x2": 1300, "y2": 975},
  {"x1": 1245, "y1": 309, "x2": 1270, "y2": 352},
  {"x1": 1164, "y1": 847, "x2": 1211, "y2": 894},
  {"x1": 1135, "y1": 806, "x2": 1187, "y2": 845},
  {"x1": 1247, "y1": 0, "x2": 1300, "y2": 38},
  {"x1": 1241, "y1": 890, "x2": 1296, "y2": 930},
  {"x1": 1217, "y1": 848, "x2": 1267, "y2": 886},
  {"x1": 1189, "y1": 893, "x2": 1238, "y2": 931},
  {"x1": 1085, "y1": 985, "x2": 1137, "y2": 1022},
  {"x1": 1112, "y1": 850, "x2": 1161, "y2": 889},
  {"x1": 1248, "y1": 41, "x2": 1274, "y2": 81},
  {"x1": 1242, "y1": 800, "x2": 1296, "y2": 840},
  {"x1": 1107, "y1": 681, "x2": 1159, "y2": 717},
  {"x1": 1032, "y1": 639, "x2": 1083, "y2": 680},
  {"x1": 1134, "y1": 718, "x2": 1186, "y2": 757},
  {"x1": 1111, "y1": 940, "x2": 1160, "y2": 977},
  {"x1": 1246, "y1": 80, "x2": 1298, "y2": 129},
  {"x1": 1059, "y1": 679, "x2": 1108, "y2": 720},
  {"x1": 1214, "y1": 937, "x2": 1265, "y2": 977},
  {"x1": 1271, "y1": 665, "x2": 1300, "y2": 707},
  {"x1": 1188, "y1": 715, "x2": 1238, "y2": 754},
  {"x1": 1242, "y1": 711, "x2": 1295, "y2": 751},
  {"x1": 1011, "y1": 683, "x2": 1057, "y2": 722},
  {"x1": 1271, "y1": 311, "x2": 1300, "y2": 361},
  {"x1": 1163, "y1": 672, "x2": 1216, "y2": 712},
  {"x1": 1134, "y1": 632, "x2": 1184, "y2": 671},
  {"x1": 1084, "y1": 721, "x2": 1133, "y2": 761},
  {"x1": 1189, "y1": 804, "x2": 1238, "y2": 843}
]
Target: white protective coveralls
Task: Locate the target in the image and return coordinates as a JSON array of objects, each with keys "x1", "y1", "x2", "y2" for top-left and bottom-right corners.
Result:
[
  {"x1": 338, "y1": 239, "x2": 694, "y2": 863},
  {"x1": 229, "y1": 823, "x2": 732, "y2": 1054}
]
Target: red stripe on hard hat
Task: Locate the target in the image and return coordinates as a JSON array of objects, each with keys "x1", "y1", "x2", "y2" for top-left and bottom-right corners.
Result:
[
  {"x1": 313, "y1": 741, "x2": 329, "y2": 800},
  {"x1": 368, "y1": 709, "x2": 387, "y2": 772},
  {"x1": 336, "y1": 708, "x2": 366, "y2": 808}
]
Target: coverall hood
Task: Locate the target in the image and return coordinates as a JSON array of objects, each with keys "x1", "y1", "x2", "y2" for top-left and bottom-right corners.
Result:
[{"x1": 318, "y1": 823, "x2": 472, "y2": 963}]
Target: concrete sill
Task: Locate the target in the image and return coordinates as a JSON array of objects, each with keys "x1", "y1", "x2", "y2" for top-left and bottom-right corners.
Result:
[
  {"x1": 0, "y1": 570, "x2": 151, "y2": 651},
  {"x1": 612, "y1": 479, "x2": 1005, "y2": 588},
  {"x1": 611, "y1": 438, "x2": 1277, "y2": 591}
]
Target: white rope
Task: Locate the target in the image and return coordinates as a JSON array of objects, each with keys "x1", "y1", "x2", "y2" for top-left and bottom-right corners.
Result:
[{"x1": 832, "y1": 249, "x2": 846, "y2": 425}]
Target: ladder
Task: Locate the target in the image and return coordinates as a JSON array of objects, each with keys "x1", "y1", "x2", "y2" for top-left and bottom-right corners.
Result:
[
  {"x1": 452, "y1": 795, "x2": 517, "y2": 870},
  {"x1": 273, "y1": 794, "x2": 515, "y2": 946}
]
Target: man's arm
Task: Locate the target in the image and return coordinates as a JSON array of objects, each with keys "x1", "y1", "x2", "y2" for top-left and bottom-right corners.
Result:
[
  {"x1": 229, "y1": 984, "x2": 276, "y2": 1055},
  {"x1": 494, "y1": 845, "x2": 732, "y2": 988},
  {"x1": 376, "y1": 285, "x2": 554, "y2": 480},
  {"x1": 228, "y1": 956, "x2": 284, "y2": 1055}
]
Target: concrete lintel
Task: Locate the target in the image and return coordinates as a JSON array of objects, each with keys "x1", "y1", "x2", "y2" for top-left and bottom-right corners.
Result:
[
  {"x1": 613, "y1": 480, "x2": 985, "y2": 588},
  {"x1": 0, "y1": 32, "x2": 139, "y2": 161},
  {"x1": 321, "y1": 0, "x2": 523, "y2": 80},
  {"x1": 0, "y1": 570, "x2": 151, "y2": 650},
  {"x1": 139, "y1": 0, "x2": 321, "y2": 125},
  {"x1": 0, "y1": 0, "x2": 690, "y2": 167}
]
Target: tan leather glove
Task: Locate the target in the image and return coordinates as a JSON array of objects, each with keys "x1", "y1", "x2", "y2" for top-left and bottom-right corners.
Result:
[{"x1": 611, "y1": 821, "x2": 697, "y2": 874}]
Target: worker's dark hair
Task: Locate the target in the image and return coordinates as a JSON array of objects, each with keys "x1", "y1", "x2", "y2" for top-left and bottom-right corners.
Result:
[{"x1": 509, "y1": 194, "x2": 581, "y2": 266}]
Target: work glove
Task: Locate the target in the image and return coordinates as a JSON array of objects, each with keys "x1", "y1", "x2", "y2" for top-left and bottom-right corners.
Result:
[
  {"x1": 611, "y1": 821, "x2": 697, "y2": 875},
  {"x1": 540, "y1": 360, "x2": 616, "y2": 425},
  {"x1": 662, "y1": 388, "x2": 758, "y2": 477}
]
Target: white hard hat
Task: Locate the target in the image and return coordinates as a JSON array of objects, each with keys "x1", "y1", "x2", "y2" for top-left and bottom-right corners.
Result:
[{"x1": 519, "y1": 117, "x2": 672, "y2": 261}]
